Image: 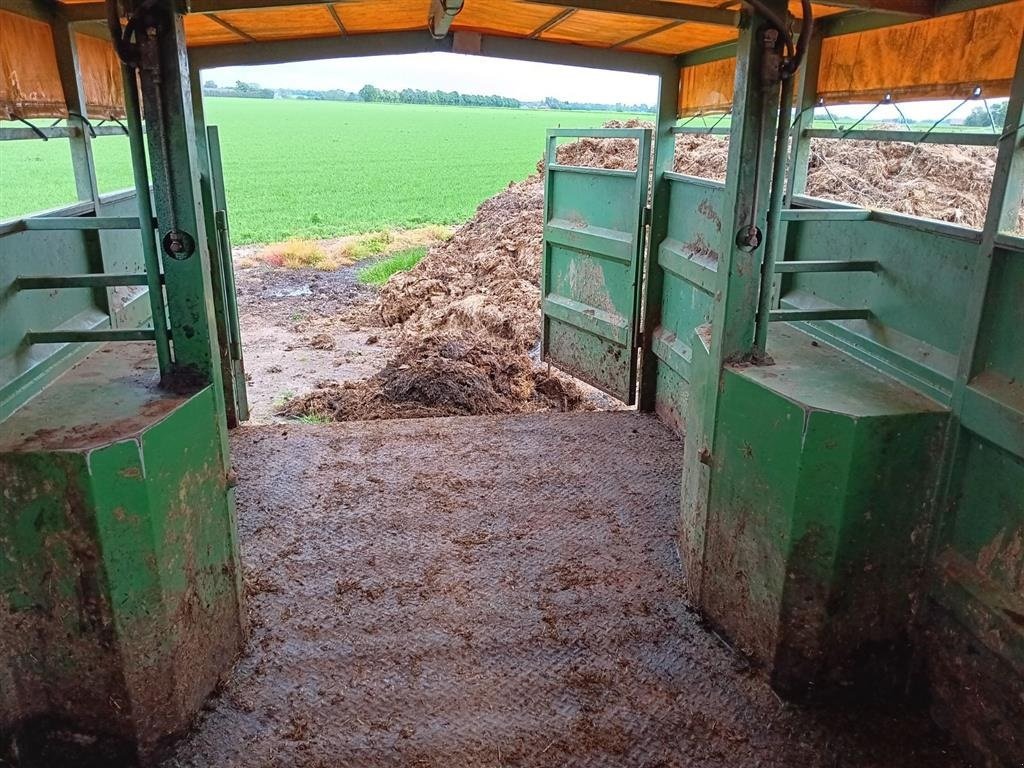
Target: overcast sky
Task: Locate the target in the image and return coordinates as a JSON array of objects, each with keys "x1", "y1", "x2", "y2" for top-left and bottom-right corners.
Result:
[{"x1": 205, "y1": 52, "x2": 1001, "y2": 120}]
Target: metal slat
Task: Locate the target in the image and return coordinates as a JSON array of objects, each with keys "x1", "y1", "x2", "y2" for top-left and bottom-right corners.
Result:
[
  {"x1": 803, "y1": 129, "x2": 1000, "y2": 147},
  {"x1": 17, "y1": 273, "x2": 152, "y2": 289},
  {"x1": 20, "y1": 216, "x2": 151, "y2": 231},
  {"x1": 0, "y1": 125, "x2": 131, "y2": 142},
  {"x1": 769, "y1": 308, "x2": 873, "y2": 322},
  {"x1": 780, "y1": 208, "x2": 872, "y2": 221},
  {"x1": 774, "y1": 260, "x2": 878, "y2": 273},
  {"x1": 26, "y1": 329, "x2": 159, "y2": 344}
]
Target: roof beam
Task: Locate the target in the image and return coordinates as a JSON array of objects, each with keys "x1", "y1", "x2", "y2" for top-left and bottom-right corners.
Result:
[
  {"x1": 189, "y1": 28, "x2": 676, "y2": 76},
  {"x1": 428, "y1": 0, "x2": 464, "y2": 38},
  {"x1": 809, "y1": 0, "x2": 932, "y2": 16},
  {"x1": 524, "y1": 0, "x2": 740, "y2": 27}
]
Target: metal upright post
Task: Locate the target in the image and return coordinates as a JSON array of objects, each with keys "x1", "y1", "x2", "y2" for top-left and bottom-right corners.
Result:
[
  {"x1": 932, "y1": 35, "x2": 1024, "y2": 540},
  {"x1": 129, "y1": 1, "x2": 226, "y2": 405},
  {"x1": 51, "y1": 17, "x2": 100, "y2": 205},
  {"x1": 680, "y1": 0, "x2": 787, "y2": 601},
  {"x1": 122, "y1": 64, "x2": 173, "y2": 374},
  {"x1": 51, "y1": 16, "x2": 109, "y2": 317},
  {"x1": 638, "y1": 62, "x2": 682, "y2": 411}
]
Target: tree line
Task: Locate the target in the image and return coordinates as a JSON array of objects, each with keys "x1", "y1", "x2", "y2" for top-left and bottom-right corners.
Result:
[
  {"x1": 201, "y1": 80, "x2": 655, "y2": 113},
  {"x1": 357, "y1": 84, "x2": 520, "y2": 108}
]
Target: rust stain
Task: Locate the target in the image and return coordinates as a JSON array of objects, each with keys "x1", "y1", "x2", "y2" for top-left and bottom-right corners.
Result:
[{"x1": 698, "y1": 199, "x2": 722, "y2": 232}]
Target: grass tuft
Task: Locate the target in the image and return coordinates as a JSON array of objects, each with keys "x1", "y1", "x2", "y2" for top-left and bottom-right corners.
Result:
[
  {"x1": 342, "y1": 231, "x2": 392, "y2": 260},
  {"x1": 357, "y1": 246, "x2": 426, "y2": 285},
  {"x1": 259, "y1": 239, "x2": 327, "y2": 269}
]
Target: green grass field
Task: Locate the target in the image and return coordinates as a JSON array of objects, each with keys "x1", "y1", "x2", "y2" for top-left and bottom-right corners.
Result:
[{"x1": 0, "y1": 99, "x2": 647, "y2": 244}]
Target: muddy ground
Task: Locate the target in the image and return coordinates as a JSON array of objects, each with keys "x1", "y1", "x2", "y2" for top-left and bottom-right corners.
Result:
[
  {"x1": 234, "y1": 252, "x2": 617, "y2": 424},
  {"x1": 233, "y1": 254, "x2": 397, "y2": 423},
  {"x1": 162, "y1": 412, "x2": 966, "y2": 768}
]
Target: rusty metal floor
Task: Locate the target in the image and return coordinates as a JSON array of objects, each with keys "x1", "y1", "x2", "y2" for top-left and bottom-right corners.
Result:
[{"x1": 164, "y1": 412, "x2": 964, "y2": 768}]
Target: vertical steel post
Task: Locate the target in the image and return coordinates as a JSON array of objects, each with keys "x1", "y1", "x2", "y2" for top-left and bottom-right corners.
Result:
[
  {"x1": 638, "y1": 62, "x2": 682, "y2": 411},
  {"x1": 931, "y1": 35, "x2": 1024, "y2": 542},
  {"x1": 131, "y1": 0, "x2": 225, "y2": 399},
  {"x1": 51, "y1": 16, "x2": 109, "y2": 318},
  {"x1": 784, "y1": 31, "x2": 822, "y2": 201},
  {"x1": 752, "y1": 71, "x2": 795, "y2": 356},
  {"x1": 51, "y1": 17, "x2": 100, "y2": 205},
  {"x1": 681, "y1": 0, "x2": 786, "y2": 602},
  {"x1": 122, "y1": 64, "x2": 173, "y2": 374},
  {"x1": 768, "y1": 30, "x2": 823, "y2": 313}
]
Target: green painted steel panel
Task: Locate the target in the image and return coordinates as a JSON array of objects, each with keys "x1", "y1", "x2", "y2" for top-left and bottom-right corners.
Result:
[
  {"x1": 649, "y1": 176, "x2": 722, "y2": 428},
  {"x1": 704, "y1": 326, "x2": 948, "y2": 693},
  {"x1": 0, "y1": 343, "x2": 244, "y2": 763},
  {"x1": 779, "y1": 216, "x2": 977, "y2": 401},
  {"x1": 0, "y1": 194, "x2": 151, "y2": 420},
  {"x1": 540, "y1": 128, "x2": 651, "y2": 403}
]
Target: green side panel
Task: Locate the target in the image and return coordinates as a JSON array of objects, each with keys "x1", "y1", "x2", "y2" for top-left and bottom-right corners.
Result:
[
  {"x1": 924, "y1": 240, "x2": 1024, "y2": 766},
  {"x1": 541, "y1": 129, "x2": 650, "y2": 403},
  {"x1": 779, "y1": 217, "x2": 977, "y2": 402},
  {"x1": 927, "y1": 432, "x2": 1024, "y2": 766},
  {"x1": 699, "y1": 326, "x2": 948, "y2": 692},
  {"x1": 0, "y1": 345, "x2": 244, "y2": 765},
  {"x1": 0, "y1": 193, "x2": 150, "y2": 420},
  {"x1": 651, "y1": 176, "x2": 722, "y2": 430},
  {"x1": 0, "y1": 452, "x2": 131, "y2": 745}
]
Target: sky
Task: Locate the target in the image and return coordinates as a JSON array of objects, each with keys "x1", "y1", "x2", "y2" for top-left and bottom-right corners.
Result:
[
  {"x1": 205, "y1": 52, "x2": 1003, "y2": 121},
  {"x1": 206, "y1": 52, "x2": 660, "y2": 106}
]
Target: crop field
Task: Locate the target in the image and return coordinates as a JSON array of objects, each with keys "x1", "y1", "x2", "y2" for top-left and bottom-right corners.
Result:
[{"x1": 0, "y1": 98, "x2": 647, "y2": 244}]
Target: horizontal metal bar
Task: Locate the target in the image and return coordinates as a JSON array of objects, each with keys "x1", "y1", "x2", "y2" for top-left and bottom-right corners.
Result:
[
  {"x1": 190, "y1": 29, "x2": 676, "y2": 76},
  {"x1": 650, "y1": 328, "x2": 692, "y2": 382},
  {"x1": 545, "y1": 219, "x2": 635, "y2": 263},
  {"x1": 774, "y1": 260, "x2": 878, "y2": 273},
  {"x1": 670, "y1": 126, "x2": 731, "y2": 136},
  {"x1": 769, "y1": 308, "x2": 873, "y2": 322},
  {"x1": 543, "y1": 295, "x2": 630, "y2": 346},
  {"x1": 548, "y1": 127, "x2": 650, "y2": 139},
  {"x1": 803, "y1": 128, "x2": 1000, "y2": 147},
  {"x1": 546, "y1": 163, "x2": 637, "y2": 179},
  {"x1": 780, "y1": 208, "x2": 871, "y2": 221},
  {"x1": 0, "y1": 125, "x2": 130, "y2": 141},
  {"x1": 994, "y1": 231, "x2": 1024, "y2": 252},
  {"x1": 527, "y1": 0, "x2": 740, "y2": 27},
  {"x1": 790, "y1": 194, "x2": 984, "y2": 243},
  {"x1": 17, "y1": 273, "x2": 152, "y2": 289},
  {"x1": 19, "y1": 216, "x2": 150, "y2": 231},
  {"x1": 658, "y1": 238, "x2": 718, "y2": 292},
  {"x1": 26, "y1": 329, "x2": 158, "y2": 344},
  {"x1": 664, "y1": 171, "x2": 726, "y2": 190}
]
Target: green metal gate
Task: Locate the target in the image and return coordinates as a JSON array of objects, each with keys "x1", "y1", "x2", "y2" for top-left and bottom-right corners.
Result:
[{"x1": 541, "y1": 128, "x2": 652, "y2": 404}]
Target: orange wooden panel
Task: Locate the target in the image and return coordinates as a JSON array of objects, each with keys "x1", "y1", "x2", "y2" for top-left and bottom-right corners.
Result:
[
  {"x1": 0, "y1": 10, "x2": 66, "y2": 118},
  {"x1": 621, "y1": 22, "x2": 735, "y2": 55},
  {"x1": 185, "y1": 13, "x2": 250, "y2": 45},
  {"x1": 216, "y1": 6, "x2": 340, "y2": 41},
  {"x1": 454, "y1": 0, "x2": 567, "y2": 36},
  {"x1": 818, "y1": 0, "x2": 1024, "y2": 102},
  {"x1": 76, "y1": 32, "x2": 125, "y2": 118},
  {"x1": 335, "y1": 0, "x2": 428, "y2": 33},
  {"x1": 538, "y1": 8, "x2": 670, "y2": 46}
]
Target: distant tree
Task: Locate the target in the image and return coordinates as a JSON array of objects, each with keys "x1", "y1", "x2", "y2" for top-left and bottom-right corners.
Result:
[
  {"x1": 963, "y1": 100, "x2": 1008, "y2": 128},
  {"x1": 359, "y1": 84, "x2": 381, "y2": 102},
  {"x1": 204, "y1": 79, "x2": 218, "y2": 89}
]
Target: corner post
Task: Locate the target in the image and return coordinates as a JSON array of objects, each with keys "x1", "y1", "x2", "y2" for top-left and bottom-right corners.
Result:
[
  {"x1": 51, "y1": 17, "x2": 100, "y2": 205},
  {"x1": 130, "y1": 0, "x2": 225, "y2": 398},
  {"x1": 680, "y1": 0, "x2": 786, "y2": 600},
  {"x1": 638, "y1": 63, "x2": 681, "y2": 412}
]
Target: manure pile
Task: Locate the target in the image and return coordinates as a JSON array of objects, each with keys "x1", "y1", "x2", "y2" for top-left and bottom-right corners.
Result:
[{"x1": 283, "y1": 124, "x2": 1012, "y2": 422}]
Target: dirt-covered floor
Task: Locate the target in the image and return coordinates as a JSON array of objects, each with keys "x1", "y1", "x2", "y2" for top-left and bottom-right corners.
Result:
[{"x1": 163, "y1": 411, "x2": 965, "y2": 768}]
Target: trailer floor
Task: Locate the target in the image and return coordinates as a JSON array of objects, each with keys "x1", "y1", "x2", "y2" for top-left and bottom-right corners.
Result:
[{"x1": 165, "y1": 411, "x2": 965, "y2": 768}]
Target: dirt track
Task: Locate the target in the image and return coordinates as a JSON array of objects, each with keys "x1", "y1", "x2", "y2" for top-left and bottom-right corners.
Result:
[{"x1": 162, "y1": 412, "x2": 965, "y2": 768}]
